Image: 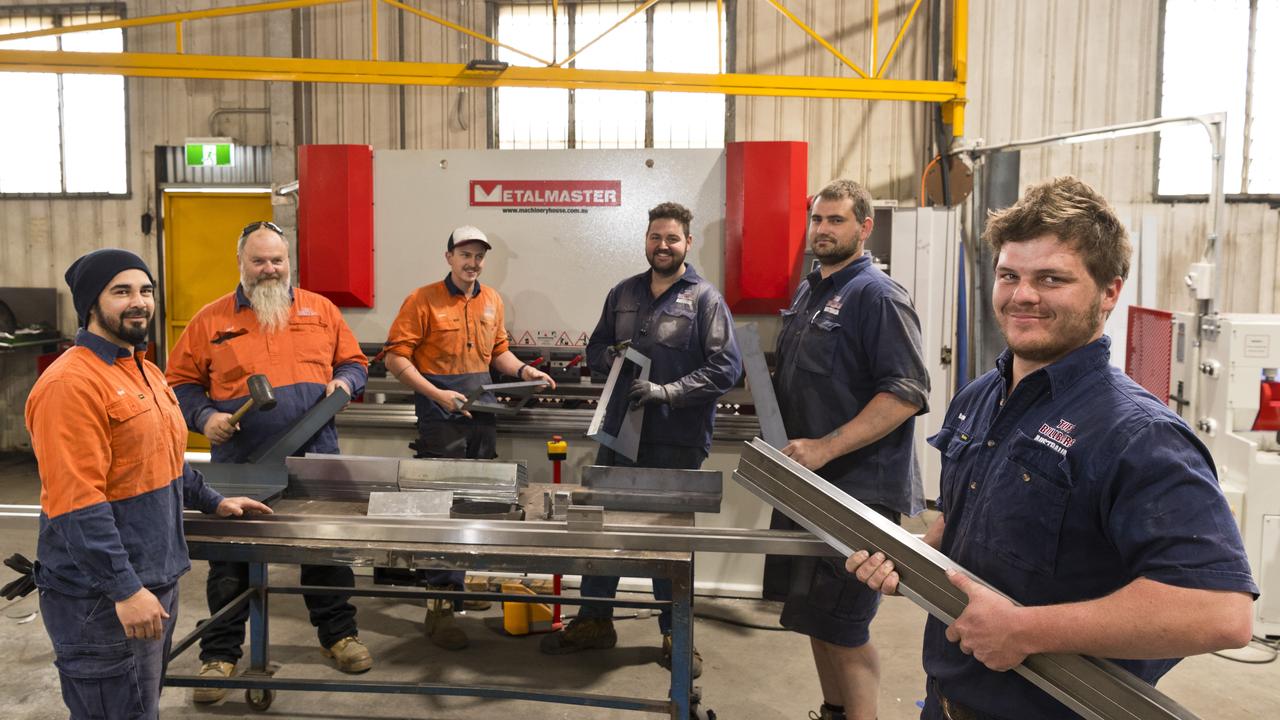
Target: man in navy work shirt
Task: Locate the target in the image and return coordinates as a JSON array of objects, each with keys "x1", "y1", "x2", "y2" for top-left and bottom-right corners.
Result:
[
  {"x1": 540, "y1": 201, "x2": 743, "y2": 678},
  {"x1": 847, "y1": 176, "x2": 1257, "y2": 720},
  {"x1": 767, "y1": 179, "x2": 930, "y2": 720}
]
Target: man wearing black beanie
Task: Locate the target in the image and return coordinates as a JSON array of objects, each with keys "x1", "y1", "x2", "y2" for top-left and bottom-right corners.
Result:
[{"x1": 25, "y1": 248, "x2": 271, "y2": 720}]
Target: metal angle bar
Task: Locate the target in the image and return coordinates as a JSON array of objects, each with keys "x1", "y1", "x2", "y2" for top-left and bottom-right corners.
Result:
[
  {"x1": 876, "y1": 0, "x2": 924, "y2": 78},
  {"x1": 555, "y1": 0, "x2": 665, "y2": 68},
  {"x1": 160, "y1": 674, "x2": 670, "y2": 713},
  {"x1": 0, "y1": 0, "x2": 349, "y2": 43},
  {"x1": 189, "y1": 462, "x2": 288, "y2": 502},
  {"x1": 183, "y1": 514, "x2": 836, "y2": 557},
  {"x1": 383, "y1": 0, "x2": 550, "y2": 66},
  {"x1": 168, "y1": 587, "x2": 253, "y2": 661},
  {"x1": 735, "y1": 322, "x2": 787, "y2": 449},
  {"x1": 732, "y1": 438, "x2": 1201, "y2": 720},
  {"x1": 587, "y1": 347, "x2": 649, "y2": 462},
  {"x1": 248, "y1": 387, "x2": 350, "y2": 464},
  {"x1": 762, "y1": 0, "x2": 870, "y2": 78},
  {"x1": 459, "y1": 379, "x2": 548, "y2": 416}
]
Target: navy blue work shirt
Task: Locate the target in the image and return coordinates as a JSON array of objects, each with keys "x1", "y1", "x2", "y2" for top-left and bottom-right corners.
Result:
[
  {"x1": 586, "y1": 264, "x2": 743, "y2": 453},
  {"x1": 925, "y1": 337, "x2": 1257, "y2": 719},
  {"x1": 773, "y1": 255, "x2": 930, "y2": 516}
]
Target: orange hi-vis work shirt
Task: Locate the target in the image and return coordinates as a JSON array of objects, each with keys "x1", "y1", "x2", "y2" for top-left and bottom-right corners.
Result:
[
  {"x1": 26, "y1": 329, "x2": 225, "y2": 601},
  {"x1": 384, "y1": 275, "x2": 510, "y2": 422},
  {"x1": 166, "y1": 285, "x2": 368, "y2": 463}
]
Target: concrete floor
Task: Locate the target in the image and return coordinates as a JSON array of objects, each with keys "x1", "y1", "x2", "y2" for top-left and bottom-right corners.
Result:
[{"x1": 0, "y1": 452, "x2": 1276, "y2": 719}]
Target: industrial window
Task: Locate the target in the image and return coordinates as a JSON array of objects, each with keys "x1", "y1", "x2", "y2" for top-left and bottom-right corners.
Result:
[
  {"x1": 0, "y1": 5, "x2": 127, "y2": 195},
  {"x1": 1157, "y1": 0, "x2": 1278, "y2": 196},
  {"x1": 493, "y1": 1, "x2": 728, "y2": 150}
]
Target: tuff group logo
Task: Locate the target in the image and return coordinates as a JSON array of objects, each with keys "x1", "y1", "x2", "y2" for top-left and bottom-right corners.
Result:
[{"x1": 469, "y1": 180, "x2": 621, "y2": 211}]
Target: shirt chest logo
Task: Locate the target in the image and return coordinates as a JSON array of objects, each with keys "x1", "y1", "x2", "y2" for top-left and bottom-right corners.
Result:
[
  {"x1": 675, "y1": 288, "x2": 696, "y2": 308},
  {"x1": 298, "y1": 307, "x2": 317, "y2": 317},
  {"x1": 483, "y1": 303, "x2": 496, "y2": 321},
  {"x1": 823, "y1": 295, "x2": 844, "y2": 316},
  {"x1": 1034, "y1": 418, "x2": 1077, "y2": 456}
]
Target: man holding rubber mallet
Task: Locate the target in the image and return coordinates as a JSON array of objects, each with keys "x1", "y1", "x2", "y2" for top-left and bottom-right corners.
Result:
[{"x1": 166, "y1": 221, "x2": 374, "y2": 702}]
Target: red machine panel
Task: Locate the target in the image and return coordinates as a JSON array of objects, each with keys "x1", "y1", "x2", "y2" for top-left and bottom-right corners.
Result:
[
  {"x1": 1125, "y1": 305, "x2": 1173, "y2": 403},
  {"x1": 724, "y1": 141, "x2": 808, "y2": 314},
  {"x1": 298, "y1": 144, "x2": 374, "y2": 308}
]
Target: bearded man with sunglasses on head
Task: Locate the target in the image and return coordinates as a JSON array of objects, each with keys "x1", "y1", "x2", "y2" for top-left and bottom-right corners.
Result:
[{"x1": 167, "y1": 221, "x2": 374, "y2": 702}]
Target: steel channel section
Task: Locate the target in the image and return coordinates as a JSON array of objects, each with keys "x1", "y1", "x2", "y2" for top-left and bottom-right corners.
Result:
[
  {"x1": 586, "y1": 347, "x2": 650, "y2": 462},
  {"x1": 183, "y1": 514, "x2": 836, "y2": 557},
  {"x1": 581, "y1": 464, "x2": 722, "y2": 493},
  {"x1": 735, "y1": 322, "x2": 788, "y2": 449},
  {"x1": 733, "y1": 439, "x2": 1201, "y2": 720}
]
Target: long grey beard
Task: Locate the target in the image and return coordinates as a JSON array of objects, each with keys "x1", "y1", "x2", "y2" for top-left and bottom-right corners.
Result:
[{"x1": 245, "y1": 277, "x2": 292, "y2": 332}]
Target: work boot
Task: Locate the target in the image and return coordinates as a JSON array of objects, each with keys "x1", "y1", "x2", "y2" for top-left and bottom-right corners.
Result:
[
  {"x1": 807, "y1": 703, "x2": 848, "y2": 720},
  {"x1": 191, "y1": 660, "x2": 235, "y2": 704},
  {"x1": 539, "y1": 617, "x2": 618, "y2": 655},
  {"x1": 461, "y1": 598, "x2": 492, "y2": 611},
  {"x1": 322, "y1": 636, "x2": 373, "y2": 673},
  {"x1": 424, "y1": 599, "x2": 469, "y2": 650},
  {"x1": 658, "y1": 634, "x2": 703, "y2": 679}
]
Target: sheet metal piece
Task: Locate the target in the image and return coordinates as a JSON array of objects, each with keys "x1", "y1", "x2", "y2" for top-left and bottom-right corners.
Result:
[
  {"x1": 586, "y1": 347, "x2": 650, "y2": 462},
  {"x1": 459, "y1": 380, "x2": 549, "y2": 416},
  {"x1": 397, "y1": 458, "x2": 523, "y2": 504},
  {"x1": 190, "y1": 462, "x2": 288, "y2": 502},
  {"x1": 182, "y1": 513, "x2": 838, "y2": 557},
  {"x1": 735, "y1": 322, "x2": 788, "y2": 449},
  {"x1": 581, "y1": 465, "x2": 722, "y2": 494},
  {"x1": 285, "y1": 455, "x2": 400, "y2": 500},
  {"x1": 248, "y1": 387, "x2": 351, "y2": 464},
  {"x1": 732, "y1": 438, "x2": 1200, "y2": 720},
  {"x1": 570, "y1": 488, "x2": 721, "y2": 514},
  {"x1": 367, "y1": 491, "x2": 453, "y2": 517}
]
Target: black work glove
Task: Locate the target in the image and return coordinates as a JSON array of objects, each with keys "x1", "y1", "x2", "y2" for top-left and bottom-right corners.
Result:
[
  {"x1": 1, "y1": 553, "x2": 35, "y2": 600},
  {"x1": 627, "y1": 380, "x2": 671, "y2": 409}
]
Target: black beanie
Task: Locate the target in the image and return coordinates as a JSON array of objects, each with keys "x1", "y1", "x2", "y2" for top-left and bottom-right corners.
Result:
[{"x1": 64, "y1": 249, "x2": 155, "y2": 328}]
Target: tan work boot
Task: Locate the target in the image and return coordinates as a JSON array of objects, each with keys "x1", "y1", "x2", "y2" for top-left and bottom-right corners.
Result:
[
  {"x1": 424, "y1": 599, "x2": 469, "y2": 650},
  {"x1": 658, "y1": 634, "x2": 703, "y2": 679},
  {"x1": 192, "y1": 660, "x2": 235, "y2": 704},
  {"x1": 539, "y1": 617, "x2": 618, "y2": 655},
  {"x1": 323, "y1": 636, "x2": 373, "y2": 673},
  {"x1": 461, "y1": 598, "x2": 492, "y2": 611}
]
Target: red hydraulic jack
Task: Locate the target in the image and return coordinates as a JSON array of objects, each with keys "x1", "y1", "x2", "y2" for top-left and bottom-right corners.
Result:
[{"x1": 546, "y1": 434, "x2": 568, "y2": 630}]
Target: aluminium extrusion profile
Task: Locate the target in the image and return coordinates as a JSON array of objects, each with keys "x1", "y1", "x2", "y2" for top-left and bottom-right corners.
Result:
[
  {"x1": 586, "y1": 347, "x2": 650, "y2": 462},
  {"x1": 732, "y1": 438, "x2": 1200, "y2": 720}
]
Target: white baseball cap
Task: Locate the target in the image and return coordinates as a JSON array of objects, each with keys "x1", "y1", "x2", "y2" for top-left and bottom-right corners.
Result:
[{"x1": 447, "y1": 225, "x2": 492, "y2": 251}]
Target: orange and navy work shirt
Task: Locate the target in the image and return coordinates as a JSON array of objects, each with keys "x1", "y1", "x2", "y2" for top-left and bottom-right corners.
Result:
[
  {"x1": 25, "y1": 329, "x2": 225, "y2": 601},
  {"x1": 384, "y1": 275, "x2": 510, "y2": 422},
  {"x1": 166, "y1": 285, "x2": 368, "y2": 463}
]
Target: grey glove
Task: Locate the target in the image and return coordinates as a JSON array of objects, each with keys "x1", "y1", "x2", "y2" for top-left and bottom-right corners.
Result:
[
  {"x1": 627, "y1": 379, "x2": 671, "y2": 408},
  {"x1": 604, "y1": 340, "x2": 631, "y2": 365}
]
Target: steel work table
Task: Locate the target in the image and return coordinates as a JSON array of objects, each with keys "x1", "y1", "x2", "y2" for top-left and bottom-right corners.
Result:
[{"x1": 166, "y1": 490, "x2": 706, "y2": 718}]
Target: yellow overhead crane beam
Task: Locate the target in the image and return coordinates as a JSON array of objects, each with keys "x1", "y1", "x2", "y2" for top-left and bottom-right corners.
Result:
[{"x1": 0, "y1": 0, "x2": 968, "y2": 134}]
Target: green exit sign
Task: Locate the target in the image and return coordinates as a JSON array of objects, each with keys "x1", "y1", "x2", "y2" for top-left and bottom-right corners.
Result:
[{"x1": 184, "y1": 141, "x2": 233, "y2": 167}]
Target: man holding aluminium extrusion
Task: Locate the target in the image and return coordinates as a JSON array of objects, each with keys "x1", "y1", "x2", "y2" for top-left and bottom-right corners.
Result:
[
  {"x1": 539, "y1": 201, "x2": 743, "y2": 679},
  {"x1": 845, "y1": 176, "x2": 1256, "y2": 720},
  {"x1": 167, "y1": 221, "x2": 373, "y2": 701},
  {"x1": 768, "y1": 179, "x2": 930, "y2": 720},
  {"x1": 382, "y1": 224, "x2": 555, "y2": 651}
]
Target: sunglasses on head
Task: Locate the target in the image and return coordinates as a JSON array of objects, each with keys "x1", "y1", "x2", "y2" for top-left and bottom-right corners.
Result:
[{"x1": 240, "y1": 220, "x2": 284, "y2": 239}]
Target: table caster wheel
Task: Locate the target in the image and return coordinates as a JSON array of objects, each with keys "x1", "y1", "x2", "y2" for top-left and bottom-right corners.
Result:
[{"x1": 246, "y1": 687, "x2": 275, "y2": 711}]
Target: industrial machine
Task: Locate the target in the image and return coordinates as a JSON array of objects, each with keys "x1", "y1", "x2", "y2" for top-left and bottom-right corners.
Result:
[{"x1": 1167, "y1": 311, "x2": 1280, "y2": 637}]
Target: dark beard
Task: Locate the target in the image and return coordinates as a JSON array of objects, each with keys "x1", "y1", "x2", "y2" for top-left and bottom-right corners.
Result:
[{"x1": 102, "y1": 309, "x2": 151, "y2": 346}]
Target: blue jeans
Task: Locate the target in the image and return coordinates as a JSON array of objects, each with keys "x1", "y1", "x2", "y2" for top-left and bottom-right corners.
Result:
[
  {"x1": 40, "y1": 583, "x2": 178, "y2": 720},
  {"x1": 577, "y1": 443, "x2": 707, "y2": 636}
]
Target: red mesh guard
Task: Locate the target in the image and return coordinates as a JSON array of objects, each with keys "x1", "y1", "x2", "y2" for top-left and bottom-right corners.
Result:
[{"x1": 1126, "y1": 306, "x2": 1174, "y2": 404}]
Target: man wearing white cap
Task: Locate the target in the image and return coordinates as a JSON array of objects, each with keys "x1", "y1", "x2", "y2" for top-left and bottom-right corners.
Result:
[{"x1": 382, "y1": 225, "x2": 555, "y2": 649}]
